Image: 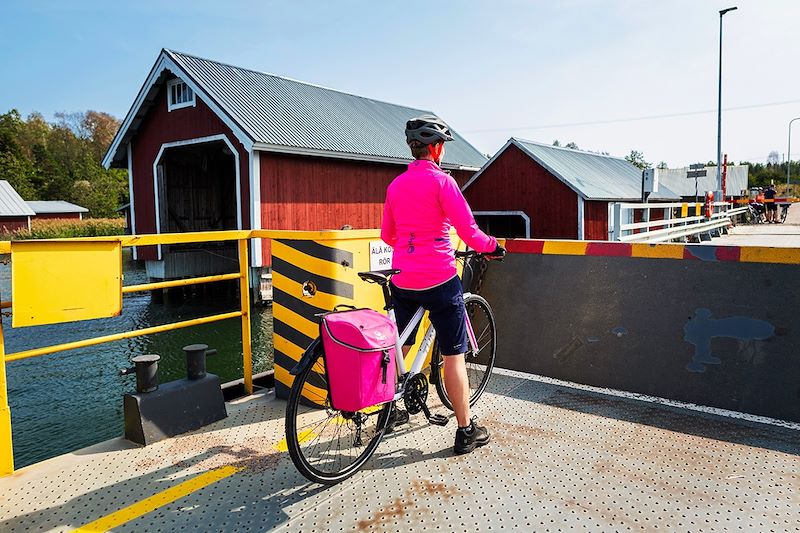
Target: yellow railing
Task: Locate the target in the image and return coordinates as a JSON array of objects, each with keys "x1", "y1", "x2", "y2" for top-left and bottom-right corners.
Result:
[
  {"x1": 0, "y1": 226, "x2": 412, "y2": 476},
  {"x1": 0, "y1": 229, "x2": 262, "y2": 476}
]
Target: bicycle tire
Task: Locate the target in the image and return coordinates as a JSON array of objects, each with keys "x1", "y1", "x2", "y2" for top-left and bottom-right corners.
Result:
[
  {"x1": 285, "y1": 341, "x2": 392, "y2": 485},
  {"x1": 433, "y1": 293, "x2": 497, "y2": 411}
]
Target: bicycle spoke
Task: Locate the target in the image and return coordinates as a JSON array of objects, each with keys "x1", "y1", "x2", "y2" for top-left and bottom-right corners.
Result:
[{"x1": 475, "y1": 324, "x2": 491, "y2": 342}]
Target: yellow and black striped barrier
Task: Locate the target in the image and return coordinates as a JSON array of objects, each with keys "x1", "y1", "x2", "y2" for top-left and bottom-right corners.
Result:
[{"x1": 269, "y1": 229, "x2": 453, "y2": 402}]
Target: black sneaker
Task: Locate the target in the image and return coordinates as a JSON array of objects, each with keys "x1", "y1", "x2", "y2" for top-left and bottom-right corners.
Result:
[
  {"x1": 378, "y1": 403, "x2": 409, "y2": 434},
  {"x1": 454, "y1": 417, "x2": 490, "y2": 455}
]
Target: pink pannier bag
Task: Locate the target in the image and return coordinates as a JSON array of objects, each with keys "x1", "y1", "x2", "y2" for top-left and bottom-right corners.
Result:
[{"x1": 320, "y1": 308, "x2": 397, "y2": 412}]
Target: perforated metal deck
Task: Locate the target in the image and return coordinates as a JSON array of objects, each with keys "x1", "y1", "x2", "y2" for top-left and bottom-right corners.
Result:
[{"x1": 1, "y1": 371, "x2": 798, "y2": 532}]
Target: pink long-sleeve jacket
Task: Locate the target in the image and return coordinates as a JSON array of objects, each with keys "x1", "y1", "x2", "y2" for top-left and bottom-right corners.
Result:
[{"x1": 380, "y1": 159, "x2": 497, "y2": 290}]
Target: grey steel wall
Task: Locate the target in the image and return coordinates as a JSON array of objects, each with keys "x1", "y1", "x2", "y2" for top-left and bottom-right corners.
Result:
[{"x1": 482, "y1": 252, "x2": 800, "y2": 423}]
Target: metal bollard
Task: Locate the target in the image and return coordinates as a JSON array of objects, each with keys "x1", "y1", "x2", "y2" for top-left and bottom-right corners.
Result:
[
  {"x1": 120, "y1": 354, "x2": 161, "y2": 393},
  {"x1": 182, "y1": 344, "x2": 218, "y2": 380}
]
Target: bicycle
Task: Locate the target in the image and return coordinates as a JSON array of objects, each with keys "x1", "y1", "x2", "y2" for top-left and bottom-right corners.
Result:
[
  {"x1": 284, "y1": 250, "x2": 499, "y2": 484},
  {"x1": 779, "y1": 203, "x2": 791, "y2": 223},
  {"x1": 746, "y1": 203, "x2": 765, "y2": 224}
]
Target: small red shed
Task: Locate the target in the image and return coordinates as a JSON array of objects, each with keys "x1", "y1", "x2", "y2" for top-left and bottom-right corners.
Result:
[
  {"x1": 26, "y1": 201, "x2": 88, "y2": 220},
  {"x1": 0, "y1": 181, "x2": 34, "y2": 233},
  {"x1": 463, "y1": 138, "x2": 679, "y2": 240}
]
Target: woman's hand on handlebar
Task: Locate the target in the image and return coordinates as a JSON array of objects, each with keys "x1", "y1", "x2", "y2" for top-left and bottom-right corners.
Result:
[
  {"x1": 485, "y1": 244, "x2": 506, "y2": 261},
  {"x1": 455, "y1": 246, "x2": 506, "y2": 261}
]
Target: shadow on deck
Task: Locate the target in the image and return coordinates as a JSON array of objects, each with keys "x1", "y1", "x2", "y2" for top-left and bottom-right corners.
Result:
[{"x1": 1, "y1": 371, "x2": 797, "y2": 532}]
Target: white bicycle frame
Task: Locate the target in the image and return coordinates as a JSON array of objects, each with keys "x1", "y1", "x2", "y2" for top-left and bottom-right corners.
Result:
[{"x1": 387, "y1": 292, "x2": 479, "y2": 402}]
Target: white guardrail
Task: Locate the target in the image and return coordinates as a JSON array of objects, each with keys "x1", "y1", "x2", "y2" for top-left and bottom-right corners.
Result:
[{"x1": 610, "y1": 201, "x2": 748, "y2": 243}]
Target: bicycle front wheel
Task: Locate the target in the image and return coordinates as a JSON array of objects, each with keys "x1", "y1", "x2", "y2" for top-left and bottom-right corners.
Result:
[
  {"x1": 434, "y1": 293, "x2": 497, "y2": 410},
  {"x1": 285, "y1": 342, "x2": 392, "y2": 485}
]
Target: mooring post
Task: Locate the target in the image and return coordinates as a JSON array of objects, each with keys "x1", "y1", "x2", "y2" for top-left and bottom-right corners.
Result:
[
  {"x1": 0, "y1": 307, "x2": 14, "y2": 475},
  {"x1": 120, "y1": 354, "x2": 161, "y2": 393},
  {"x1": 238, "y1": 239, "x2": 253, "y2": 395},
  {"x1": 183, "y1": 344, "x2": 217, "y2": 380}
]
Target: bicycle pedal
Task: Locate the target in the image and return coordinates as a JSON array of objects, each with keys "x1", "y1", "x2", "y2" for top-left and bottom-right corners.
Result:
[{"x1": 428, "y1": 414, "x2": 449, "y2": 426}]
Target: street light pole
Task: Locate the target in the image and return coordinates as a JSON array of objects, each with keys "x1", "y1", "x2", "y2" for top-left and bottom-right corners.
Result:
[
  {"x1": 716, "y1": 6, "x2": 737, "y2": 199},
  {"x1": 788, "y1": 117, "x2": 800, "y2": 187}
]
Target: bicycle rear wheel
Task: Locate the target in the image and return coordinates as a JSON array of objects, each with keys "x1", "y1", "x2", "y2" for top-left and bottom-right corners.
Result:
[
  {"x1": 433, "y1": 293, "x2": 497, "y2": 410},
  {"x1": 285, "y1": 342, "x2": 392, "y2": 485}
]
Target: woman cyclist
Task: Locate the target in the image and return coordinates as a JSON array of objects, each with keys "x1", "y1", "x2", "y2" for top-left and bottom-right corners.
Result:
[{"x1": 380, "y1": 114, "x2": 505, "y2": 455}]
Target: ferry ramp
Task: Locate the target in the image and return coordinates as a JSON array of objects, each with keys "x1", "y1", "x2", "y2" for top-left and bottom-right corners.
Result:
[
  {"x1": 0, "y1": 370, "x2": 797, "y2": 532},
  {"x1": 716, "y1": 205, "x2": 800, "y2": 247}
]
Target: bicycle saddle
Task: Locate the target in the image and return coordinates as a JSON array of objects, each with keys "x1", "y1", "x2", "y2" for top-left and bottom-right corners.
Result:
[{"x1": 357, "y1": 269, "x2": 401, "y2": 285}]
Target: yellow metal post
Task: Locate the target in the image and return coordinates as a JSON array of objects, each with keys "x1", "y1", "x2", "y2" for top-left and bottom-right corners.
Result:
[
  {"x1": 0, "y1": 307, "x2": 14, "y2": 475},
  {"x1": 238, "y1": 240, "x2": 253, "y2": 395}
]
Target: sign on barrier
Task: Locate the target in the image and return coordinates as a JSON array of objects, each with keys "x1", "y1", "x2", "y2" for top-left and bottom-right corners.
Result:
[
  {"x1": 369, "y1": 240, "x2": 393, "y2": 271},
  {"x1": 11, "y1": 240, "x2": 123, "y2": 328}
]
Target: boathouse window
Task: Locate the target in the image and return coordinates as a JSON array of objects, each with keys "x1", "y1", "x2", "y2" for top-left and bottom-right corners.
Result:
[{"x1": 167, "y1": 79, "x2": 195, "y2": 111}]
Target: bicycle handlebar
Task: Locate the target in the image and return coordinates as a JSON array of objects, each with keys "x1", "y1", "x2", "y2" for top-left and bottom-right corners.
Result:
[{"x1": 455, "y1": 250, "x2": 503, "y2": 261}]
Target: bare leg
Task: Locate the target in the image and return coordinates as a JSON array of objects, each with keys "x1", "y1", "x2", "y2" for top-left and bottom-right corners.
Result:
[{"x1": 443, "y1": 354, "x2": 470, "y2": 427}]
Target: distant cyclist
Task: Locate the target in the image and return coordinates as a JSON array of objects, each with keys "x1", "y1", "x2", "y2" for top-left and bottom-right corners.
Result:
[
  {"x1": 381, "y1": 114, "x2": 505, "y2": 454},
  {"x1": 753, "y1": 188, "x2": 766, "y2": 223},
  {"x1": 764, "y1": 183, "x2": 778, "y2": 223}
]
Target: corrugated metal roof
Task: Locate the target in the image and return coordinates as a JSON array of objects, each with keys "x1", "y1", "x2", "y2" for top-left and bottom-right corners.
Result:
[
  {"x1": 656, "y1": 165, "x2": 749, "y2": 198},
  {"x1": 507, "y1": 139, "x2": 680, "y2": 201},
  {"x1": 26, "y1": 201, "x2": 88, "y2": 214},
  {"x1": 0, "y1": 181, "x2": 35, "y2": 217},
  {"x1": 109, "y1": 49, "x2": 486, "y2": 170}
]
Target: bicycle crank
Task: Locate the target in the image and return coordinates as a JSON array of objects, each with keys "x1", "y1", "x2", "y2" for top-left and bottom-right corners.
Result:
[{"x1": 403, "y1": 374, "x2": 449, "y2": 427}]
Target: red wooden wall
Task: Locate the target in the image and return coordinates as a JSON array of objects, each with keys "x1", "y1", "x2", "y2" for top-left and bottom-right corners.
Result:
[
  {"x1": 258, "y1": 151, "x2": 473, "y2": 264},
  {"x1": 130, "y1": 82, "x2": 249, "y2": 260},
  {"x1": 463, "y1": 144, "x2": 579, "y2": 239},
  {"x1": 0, "y1": 217, "x2": 29, "y2": 233},
  {"x1": 33, "y1": 213, "x2": 82, "y2": 220},
  {"x1": 583, "y1": 201, "x2": 608, "y2": 240}
]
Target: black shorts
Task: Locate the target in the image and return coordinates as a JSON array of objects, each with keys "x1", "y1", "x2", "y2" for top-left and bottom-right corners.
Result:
[
  {"x1": 766, "y1": 202, "x2": 777, "y2": 211},
  {"x1": 390, "y1": 276, "x2": 468, "y2": 356}
]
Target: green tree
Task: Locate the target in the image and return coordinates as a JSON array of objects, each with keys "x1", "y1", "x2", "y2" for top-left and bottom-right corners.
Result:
[
  {"x1": 624, "y1": 150, "x2": 650, "y2": 170},
  {"x1": 0, "y1": 108, "x2": 126, "y2": 216},
  {"x1": 0, "y1": 151, "x2": 37, "y2": 199},
  {"x1": 0, "y1": 110, "x2": 38, "y2": 198}
]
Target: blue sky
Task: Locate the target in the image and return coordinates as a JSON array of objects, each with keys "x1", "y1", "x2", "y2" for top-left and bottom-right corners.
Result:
[{"x1": 2, "y1": 0, "x2": 799, "y2": 166}]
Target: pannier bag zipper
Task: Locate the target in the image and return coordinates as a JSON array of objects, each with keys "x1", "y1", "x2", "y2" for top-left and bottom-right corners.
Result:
[{"x1": 381, "y1": 349, "x2": 390, "y2": 384}]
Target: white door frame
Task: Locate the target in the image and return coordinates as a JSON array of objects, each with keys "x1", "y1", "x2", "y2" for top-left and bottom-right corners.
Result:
[{"x1": 151, "y1": 134, "x2": 242, "y2": 259}]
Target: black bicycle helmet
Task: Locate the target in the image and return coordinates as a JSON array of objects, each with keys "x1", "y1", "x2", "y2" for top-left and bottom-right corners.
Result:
[{"x1": 405, "y1": 114, "x2": 454, "y2": 145}]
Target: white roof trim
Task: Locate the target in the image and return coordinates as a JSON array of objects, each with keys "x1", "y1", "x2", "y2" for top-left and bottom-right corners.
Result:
[
  {"x1": 252, "y1": 142, "x2": 479, "y2": 172},
  {"x1": 103, "y1": 51, "x2": 254, "y2": 168}
]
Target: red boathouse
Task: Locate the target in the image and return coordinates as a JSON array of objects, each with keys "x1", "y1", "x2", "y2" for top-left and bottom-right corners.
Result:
[
  {"x1": 463, "y1": 138, "x2": 679, "y2": 240},
  {"x1": 103, "y1": 49, "x2": 487, "y2": 290}
]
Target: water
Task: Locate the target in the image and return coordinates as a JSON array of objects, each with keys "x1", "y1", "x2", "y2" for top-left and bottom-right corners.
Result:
[{"x1": 2, "y1": 250, "x2": 274, "y2": 468}]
